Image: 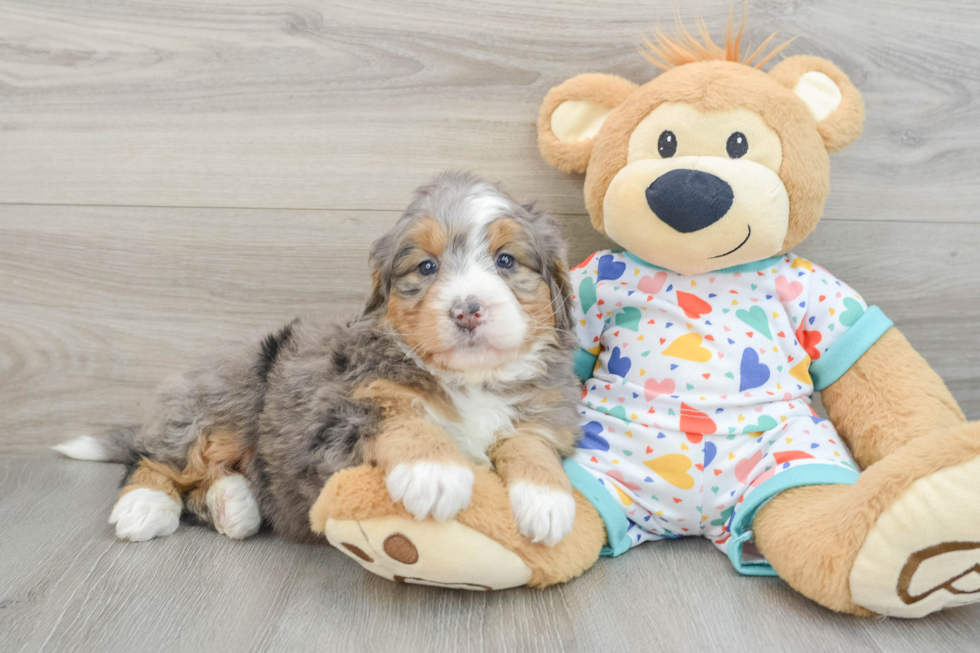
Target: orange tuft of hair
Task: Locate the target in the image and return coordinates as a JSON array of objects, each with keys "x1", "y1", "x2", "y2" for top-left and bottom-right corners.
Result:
[{"x1": 639, "y1": 3, "x2": 796, "y2": 72}]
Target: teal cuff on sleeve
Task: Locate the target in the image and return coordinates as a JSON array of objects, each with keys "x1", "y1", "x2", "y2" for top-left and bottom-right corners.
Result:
[
  {"x1": 810, "y1": 305, "x2": 893, "y2": 391},
  {"x1": 573, "y1": 348, "x2": 598, "y2": 383},
  {"x1": 727, "y1": 464, "x2": 860, "y2": 576},
  {"x1": 563, "y1": 459, "x2": 631, "y2": 557}
]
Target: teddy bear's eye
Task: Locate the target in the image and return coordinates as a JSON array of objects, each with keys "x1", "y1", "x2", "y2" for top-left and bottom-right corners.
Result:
[
  {"x1": 726, "y1": 131, "x2": 748, "y2": 158},
  {"x1": 658, "y1": 130, "x2": 677, "y2": 158}
]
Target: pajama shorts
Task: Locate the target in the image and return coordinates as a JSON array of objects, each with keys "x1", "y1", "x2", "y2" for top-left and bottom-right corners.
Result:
[{"x1": 565, "y1": 412, "x2": 861, "y2": 576}]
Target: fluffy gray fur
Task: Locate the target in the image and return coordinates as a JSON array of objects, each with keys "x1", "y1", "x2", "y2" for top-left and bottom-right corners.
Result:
[{"x1": 89, "y1": 171, "x2": 581, "y2": 544}]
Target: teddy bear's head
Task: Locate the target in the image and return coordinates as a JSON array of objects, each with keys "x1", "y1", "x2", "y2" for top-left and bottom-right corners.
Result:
[{"x1": 538, "y1": 19, "x2": 865, "y2": 275}]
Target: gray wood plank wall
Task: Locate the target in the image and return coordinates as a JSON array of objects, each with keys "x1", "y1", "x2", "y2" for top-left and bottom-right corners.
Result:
[{"x1": 2, "y1": 0, "x2": 978, "y2": 453}]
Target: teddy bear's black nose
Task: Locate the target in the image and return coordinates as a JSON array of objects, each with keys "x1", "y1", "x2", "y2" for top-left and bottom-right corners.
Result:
[{"x1": 645, "y1": 169, "x2": 734, "y2": 233}]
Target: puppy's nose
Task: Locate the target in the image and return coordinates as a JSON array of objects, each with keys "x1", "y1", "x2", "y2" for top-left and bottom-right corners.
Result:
[
  {"x1": 451, "y1": 296, "x2": 485, "y2": 331},
  {"x1": 645, "y1": 169, "x2": 734, "y2": 233}
]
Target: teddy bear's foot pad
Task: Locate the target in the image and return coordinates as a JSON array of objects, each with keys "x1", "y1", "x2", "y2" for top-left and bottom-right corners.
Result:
[
  {"x1": 325, "y1": 516, "x2": 532, "y2": 590},
  {"x1": 850, "y1": 454, "x2": 980, "y2": 618}
]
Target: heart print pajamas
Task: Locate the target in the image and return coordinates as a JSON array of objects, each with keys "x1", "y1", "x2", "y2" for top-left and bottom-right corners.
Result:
[{"x1": 563, "y1": 250, "x2": 893, "y2": 574}]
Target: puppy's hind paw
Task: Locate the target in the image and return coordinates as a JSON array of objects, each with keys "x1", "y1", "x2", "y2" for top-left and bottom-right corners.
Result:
[
  {"x1": 385, "y1": 462, "x2": 474, "y2": 522},
  {"x1": 509, "y1": 482, "x2": 576, "y2": 546},
  {"x1": 207, "y1": 474, "x2": 262, "y2": 540},
  {"x1": 109, "y1": 488, "x2": 181, "y2": 542}
]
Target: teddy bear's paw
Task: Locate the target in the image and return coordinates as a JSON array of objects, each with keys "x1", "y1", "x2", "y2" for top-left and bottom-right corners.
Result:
[
  {"x1": 850, "y1": 453, "x2": 980, "y2": 618},
  {"x1": 325, "y1": 515, "x2": 531, "y2": 591}
]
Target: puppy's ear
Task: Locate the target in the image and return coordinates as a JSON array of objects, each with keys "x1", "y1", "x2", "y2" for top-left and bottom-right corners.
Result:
[
  {"x1": 547, "y1": 258, "x2": 574, "y2": 334},
  {"x1": 769, "y1": 55, "x2": 865, "y2": 153},
  {"x1": 363, "y1": 232, "x2": 394, "y2": 315},
  {"x1": 538, "y1": 73, "x2": 639, "y2": 174}
]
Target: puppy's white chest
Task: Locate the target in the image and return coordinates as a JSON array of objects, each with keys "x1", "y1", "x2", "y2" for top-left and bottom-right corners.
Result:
[{"x1": 428, "y1": 386, "x2": 518, "y2": 466}]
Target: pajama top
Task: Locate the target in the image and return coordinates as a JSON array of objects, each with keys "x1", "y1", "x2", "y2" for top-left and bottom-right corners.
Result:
[{"x1": 563, "y1": 250, "x2": 893, "y2": 575}]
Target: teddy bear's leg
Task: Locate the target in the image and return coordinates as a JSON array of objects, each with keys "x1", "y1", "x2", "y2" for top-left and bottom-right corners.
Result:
[
  {"x1": 752, "y1": 421, "x2": 980, "y2": 618},
  {"x1": 309, "y1": 465, "x2": 607, "y2": 590}
]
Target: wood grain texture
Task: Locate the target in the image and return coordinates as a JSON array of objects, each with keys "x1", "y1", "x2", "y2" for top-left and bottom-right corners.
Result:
[
  {"x1": 1, "y1": 0, "x2": 980, "y2": 648},
  {"x1": 1, "y1": 205, "x2": 977, "y2": 454},
  {"x1": 1, "y1": 0, "x2": 980, "y2": 220},
  {"x1": 1, "y1": 456, "x2": 978, "y2": 653}
]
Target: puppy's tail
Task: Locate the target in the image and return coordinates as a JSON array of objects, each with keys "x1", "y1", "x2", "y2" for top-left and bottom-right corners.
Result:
[{"x1": 52, "y1": 426, "x2": 141, "y2": 463}]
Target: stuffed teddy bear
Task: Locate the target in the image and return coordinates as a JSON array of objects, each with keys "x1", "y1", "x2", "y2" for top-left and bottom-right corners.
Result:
[{"x1": 310, "y1": 17, "x2": 980, "y2": 618}]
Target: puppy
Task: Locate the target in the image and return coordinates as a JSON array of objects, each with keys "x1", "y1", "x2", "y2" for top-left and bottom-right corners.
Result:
[{"x1": 56, "y1": 172, "x2": 582, "y2": 547}]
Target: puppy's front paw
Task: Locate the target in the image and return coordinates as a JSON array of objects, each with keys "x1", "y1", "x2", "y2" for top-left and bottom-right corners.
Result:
[
  {"x1": 508, "y1": 482, "x2": 576, "y2": 546},
  {"x1": 385, "y1": 462, "x2": 474, "y2": 521}
]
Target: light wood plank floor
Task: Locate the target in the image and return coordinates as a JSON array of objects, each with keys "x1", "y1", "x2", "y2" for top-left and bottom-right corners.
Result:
[{"x1": 1, "y1": 0, "x2": 979, "y2": 650}]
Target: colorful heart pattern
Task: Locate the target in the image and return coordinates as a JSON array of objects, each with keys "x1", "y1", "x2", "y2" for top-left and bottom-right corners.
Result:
[
  {"x1": 738, "y1": 348, "x2": 770, "y2": 392},
  {"x1": 676, "y1": 291, "x2": 712, "y2": 319},
  {"x1": 663, "y1": 333, "x2": 712, "y2": 362},
  {"x1": 638, "y1": 271, "x2": 668, "y2": 295},
  {"x1": 644, "y1": 377, "x2": 675, "y2": 401},
  {"x1": 569, "y1": 250, "x2": 868, "y2": 552}
]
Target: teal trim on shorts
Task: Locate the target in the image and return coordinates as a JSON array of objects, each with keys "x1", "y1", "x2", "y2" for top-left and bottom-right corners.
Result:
[
  {"x1": 564, "y1": 459, "x2": 631, "y2": 557},
  {"x1": 727, "y1": 464, "x2": 861, "y2": 576},
  {"x1": 624, "y1": 252, "x2": 784, "y2": 275},
  {"x1": 573, "y1": 348, "x2": 598, "y2": 383},
  {"x1": 810, "y1": 305, "x2": 892, "y2": 391}
]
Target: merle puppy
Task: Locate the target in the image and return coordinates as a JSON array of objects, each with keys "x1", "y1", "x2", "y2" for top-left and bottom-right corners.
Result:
[{"x1": 57, "y1": 172, "x2": 582, "y2": 547}]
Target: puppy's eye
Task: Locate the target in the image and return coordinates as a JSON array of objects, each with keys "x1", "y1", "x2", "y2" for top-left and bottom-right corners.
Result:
[
  {"x1": 417, "y1": 260, "x2": 438, "y2": 276},
  {"x1": 495, "y1": 253, "x2": 516, "y2": 269},
  {"x1": 726, "y1": 131, "x2": 748, "y2": 158},
  {"x1": 658, "y1": 130, "x2": 677, "y2": 158}
]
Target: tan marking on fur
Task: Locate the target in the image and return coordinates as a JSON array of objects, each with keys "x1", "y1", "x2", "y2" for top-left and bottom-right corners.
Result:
[
  {"x1": 383, "y1": 275, "x2": 449, "y2": 368},
  {"x1": 365, "y1": 268, "x2": 387, "y2": 314},
  {"x1": 487, "y1": 218, "x2": 524, "y2": 255},
  {"x1": 517, "y1": 276, "x2": 558, "y2": 337},
  {"x1": 488, "y1": 425, "x2": 574, "y2": 492},
  {"x1": 362, "y1": 413, "x2": 469, "y2": 470},
  {"x1": 754, "y1": 421, "x2": 980, "y2": 616},
  {"x1": 353, "y1": 377, "x2": 469, "y2": 471},
  {"x1": 352, "y1": 378, "x2": 460, "y2": 423},
  {"x1": 821, "y1": 328, "x2": 965, "y2": 468},
  {"x1": 486, "y1": 217, "x2": 562, "y2": 347},
  {"x1": 128, "y1": 430, "x2": 254, "y2": 515},
  {"x1": 379, "y1": 217, "x2": 450, "y2": 361},
  {"x1": 118, "y1": 459, "x2": 183, "y2": 504},
  {"x1": 410, "y1": 216, "x2": 447, "y2": 257}
]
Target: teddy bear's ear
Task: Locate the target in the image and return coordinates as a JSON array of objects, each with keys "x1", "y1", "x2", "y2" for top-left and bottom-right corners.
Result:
[
  {"x1": 769, "y1": 55, "x2": 865, "y2": 153},
  {"x1": 538, "y1": 73, "x2": 639, "y2": 174}
]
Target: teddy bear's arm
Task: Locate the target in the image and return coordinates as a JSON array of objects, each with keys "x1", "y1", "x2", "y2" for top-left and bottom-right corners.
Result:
[{"x1": 819, "y1": 327, "x2": 965, "y2": 468}]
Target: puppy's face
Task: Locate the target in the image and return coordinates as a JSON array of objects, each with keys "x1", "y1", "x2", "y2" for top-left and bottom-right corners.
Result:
[{"x1": 367, "y1": 174, "x2": 572, "y2": 374}]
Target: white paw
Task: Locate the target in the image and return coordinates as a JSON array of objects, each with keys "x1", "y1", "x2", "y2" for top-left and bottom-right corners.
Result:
[
  {"x1": 109, "y1": 488, "x2": 181, "y2": 542},
  {"x1": 508, "y1": 482, "x2": 576, "y2": 546},
  {"x1": 207, "y1": 474, "x2": 262, "y2": 540},
  {"x1": 385, "y1": 462, "x2": 474, "y2": 522}
]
